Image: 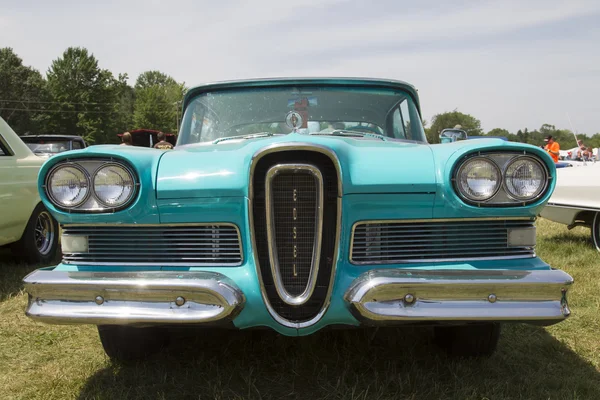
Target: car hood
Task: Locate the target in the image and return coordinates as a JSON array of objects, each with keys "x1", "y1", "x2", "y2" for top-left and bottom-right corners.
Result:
[{"x1": 156, "y1": 133, "x2": 436, "y2": 198}]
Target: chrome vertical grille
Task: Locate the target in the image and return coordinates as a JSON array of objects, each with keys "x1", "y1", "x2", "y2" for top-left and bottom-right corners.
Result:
[
  {"x1": 252, "y1": 150, "x2": 339, "y2": 323},
  {"x1": 266, "y1": 164, "x2": 323, "y2": 303}
]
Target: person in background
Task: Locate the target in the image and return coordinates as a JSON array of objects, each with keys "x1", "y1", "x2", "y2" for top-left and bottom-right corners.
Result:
[
  {"x1": 577, "y1": 139, "x2": 593, "y2": 160},
  {"x1": 120, "y1": 132, "x2": 132, "y2": 146},
  {"x1": 544, "y1": 135, "x2": 560, "y2": 163},
  {"x1": 153, "y1": 132, "x2": 174, "y2": 150}
]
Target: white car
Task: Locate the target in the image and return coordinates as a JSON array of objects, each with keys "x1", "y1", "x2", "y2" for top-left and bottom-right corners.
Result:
[
  {"x1": 540, "y1": 162, "x2": 600, "y2": 251},
  {"x1": 0, "y1": 117, "x2": 59, "y2": 263}
]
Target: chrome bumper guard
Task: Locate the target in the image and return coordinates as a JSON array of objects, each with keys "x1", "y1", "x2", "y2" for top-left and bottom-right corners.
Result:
[
  {"x1": 344, "y1": 269, "x2": 573, "y2": 325},
  {"x1": 23, "y1": 270, "x2": 245, "y2": 326}
]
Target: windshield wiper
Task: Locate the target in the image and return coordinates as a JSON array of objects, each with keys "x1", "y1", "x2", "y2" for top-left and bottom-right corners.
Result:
[
  {"x1": 309, "y1": 129, "x2": 387, "y2": 141},
  {"x1": 212, "y1": 132, "x2": 284, "y2": 144}
]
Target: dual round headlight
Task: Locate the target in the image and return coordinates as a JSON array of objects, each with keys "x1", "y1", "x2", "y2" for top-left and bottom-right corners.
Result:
[
  {"x1": 47, "y1": 163, "x2": 136, "y2": 209},
  {"x1": 455, "y1": 155, "x2": 547, "y2": 204}
]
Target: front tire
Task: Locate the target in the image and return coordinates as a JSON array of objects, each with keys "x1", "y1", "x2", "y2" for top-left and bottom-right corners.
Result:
[
  {"x1": 11, "y1": 203, "x2": 59, "y2": 264},
  {"x1": 98, "y1": 325, "x2": 169, "y2": 362},
  {"x1": 592, "y1": 212, "x2": 600, "y2": 252},
  {"x1": 434, "y1": 323, "x2": 501, "y2": 357}
]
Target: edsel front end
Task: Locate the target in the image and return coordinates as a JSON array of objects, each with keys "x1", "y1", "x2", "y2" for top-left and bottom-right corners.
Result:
[{"x1": 24, "y1": 78, "x2": 573, "y2": 361}]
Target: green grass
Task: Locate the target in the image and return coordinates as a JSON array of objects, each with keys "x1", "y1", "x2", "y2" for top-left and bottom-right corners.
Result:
[{"x1": 1, "y1": 219, "x2": 599, "y2": 399}]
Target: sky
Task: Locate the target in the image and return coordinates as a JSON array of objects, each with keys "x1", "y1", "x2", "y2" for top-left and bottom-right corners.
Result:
[{"x1": 1, "y1": 0, "x2": 599, "y2": 135}]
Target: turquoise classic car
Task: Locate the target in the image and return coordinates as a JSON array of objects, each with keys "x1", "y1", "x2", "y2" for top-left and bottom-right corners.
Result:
[{"x1": 23, "y1": 78, "x2": 573, "y2": 361}]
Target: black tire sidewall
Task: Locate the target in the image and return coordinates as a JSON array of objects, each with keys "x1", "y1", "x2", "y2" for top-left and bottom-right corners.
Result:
[
  {"x1": 434, "y1": 323, "x2": 501, "y2": 357},
  {"x1": 592, "y1": 212, "x2": 600, "y2": 252},
  {"x1": 98, "y1": 325, "x2": 169, "y2": 362}
]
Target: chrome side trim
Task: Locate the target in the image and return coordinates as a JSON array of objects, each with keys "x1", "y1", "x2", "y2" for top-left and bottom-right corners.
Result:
[
  {"x1": 265, "y1": 164, "x2": 324, "y2": 306},
  {"x1": 545, "y1": 203, "x2": 600, "y2": 212},
  {"x1": 349, "y1": 218, "x2": 536, "y2": 265},
  {"x1": 23, "y1": 270, "x2": 245, "y2": 326},
  {"x1": 345, "y1": 269, "x2": 573, "y2": 325},
  {"x1": 248, "y1": 143, "x2": 342, "y2": 329}
]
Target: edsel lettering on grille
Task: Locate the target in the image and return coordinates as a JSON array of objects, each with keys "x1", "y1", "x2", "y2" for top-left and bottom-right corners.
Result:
[{"x1": 23, "y1": 78, "x2": 573, "y2": 361}]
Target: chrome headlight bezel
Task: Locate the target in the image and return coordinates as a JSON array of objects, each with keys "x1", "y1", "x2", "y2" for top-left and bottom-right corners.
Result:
[
  {"x1": 452, "y1": 152, "x2": 550, "y2": 207},
  {"x1": 503, "y1": 155, "x2": 548, "y2": 201},
  {"x1": 44, "y1": 158, "x2": 139, "y2": 213},
  {"x1": 46, "y1": 163, "x2": 91, "y2": 208},
  {"x1": 92, "y1": 162, "x2": 137, "y2": 208},
  {"x1": 454, "y1": 156, "x2": 502, "y2": 202}
]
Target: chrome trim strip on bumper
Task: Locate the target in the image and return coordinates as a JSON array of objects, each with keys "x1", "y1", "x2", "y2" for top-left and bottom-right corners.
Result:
[
  {"x1": 23, "y1": 270, "x2": 245, "y2": 326},
  {"x1": 344, "y1": 269, "x2": 573, "y2": 325}
]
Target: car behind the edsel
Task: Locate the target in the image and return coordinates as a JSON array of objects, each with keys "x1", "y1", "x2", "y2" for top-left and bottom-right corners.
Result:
[
  {"x1": 0, "y1": 118, "x2": 59, "y2": 263},
  {"x1": 23, "y1": 78, "x2": 573, "y2": 361},
  {"x1": 540, "y1": 162, "x2": 600, "y2": 251}
]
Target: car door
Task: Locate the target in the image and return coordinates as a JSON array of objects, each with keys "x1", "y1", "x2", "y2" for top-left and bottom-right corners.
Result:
[{"x1": 0, "y1": 126, "x2": 41, "y2": 246}]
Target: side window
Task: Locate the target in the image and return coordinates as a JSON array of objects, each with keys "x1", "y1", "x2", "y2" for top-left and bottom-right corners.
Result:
[
  {"x1": 391, "y1": 108, "x2": 406, "y2": 139},
  {"x1": 0, "y1": 137, "x2": 9, "y2": 156},
  {"x1": 399, "y1": 99, "x2": 413, "y2": 140},
  {"x1": 72, "y1": 141, "x2": 83, "y2": 150}
]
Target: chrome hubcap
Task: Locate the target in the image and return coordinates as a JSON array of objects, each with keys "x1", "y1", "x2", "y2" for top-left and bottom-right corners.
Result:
[{"x1": 35, "y1": 211, "x2": 55, "y2": 255}]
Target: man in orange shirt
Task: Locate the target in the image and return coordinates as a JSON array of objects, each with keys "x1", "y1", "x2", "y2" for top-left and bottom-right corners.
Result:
[{"x1": 544, "y1": 135, "x2": 560, "y2": 163}]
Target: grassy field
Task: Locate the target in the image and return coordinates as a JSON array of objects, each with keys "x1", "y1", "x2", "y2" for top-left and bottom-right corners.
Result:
[{"x1": 0, "y1": 219, "x2": 598, "y2": 400}]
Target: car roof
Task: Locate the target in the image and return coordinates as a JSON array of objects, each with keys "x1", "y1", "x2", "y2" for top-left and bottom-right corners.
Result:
[
  {"x1": 22, "y1": 135, "x2": 85, "y2": 141},
  {"x1": 183, "y1": 77, "x2": 421, "y2": 114}
]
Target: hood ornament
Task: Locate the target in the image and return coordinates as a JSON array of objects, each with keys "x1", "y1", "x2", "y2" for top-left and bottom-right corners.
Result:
[{"x1": 285, "y1": 111, "x2": 303, "y2": 131}]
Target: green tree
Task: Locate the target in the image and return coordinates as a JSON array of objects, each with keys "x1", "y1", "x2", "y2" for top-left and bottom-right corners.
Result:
[
  {"x1": 486, "y1": 128, "x2": 519, "y2": 142},
  {"x1": 111, "y1": 73, "x2": 135, "y2": 139},
  {"x1": 0, "y1": 48, "x2": 48, "y2": 135},
  {"x1": 45, "y1": 47, "x2": 120, "y2": 144},
  {"x1": 133, "y1": 71, "x2": 185, "y2": 133},
  {"x1": 426, "y1": 110, "x2": 483, "y2": 143}
]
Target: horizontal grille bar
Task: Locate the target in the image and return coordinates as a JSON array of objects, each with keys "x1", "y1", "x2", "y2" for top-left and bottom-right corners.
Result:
[
  {"x1": 351, "y1": 219, "x2": 535, "y2": 264},
  {"x1": 62, "y1": 225, "x2": 242, "y2": 266}
]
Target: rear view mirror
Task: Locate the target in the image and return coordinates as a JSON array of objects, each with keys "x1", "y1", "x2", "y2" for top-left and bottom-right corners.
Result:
[{"x1": 440, "y1": 128, "x2": 467, "y2": 143}]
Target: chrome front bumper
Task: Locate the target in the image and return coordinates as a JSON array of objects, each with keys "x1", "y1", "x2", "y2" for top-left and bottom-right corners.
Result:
[
  {"x1": 344, "y1": 269, "x2": 573, "y2": 326},
  {"x1": 23, "y1": 270, "x2": 245, "y2": 326}
]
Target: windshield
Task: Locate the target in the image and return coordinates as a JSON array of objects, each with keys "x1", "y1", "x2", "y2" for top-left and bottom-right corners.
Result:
[
  {"x1": 23, "y1": 140, "x2": 71, "y2": 154},
  {"x1": 177, "y1": 86, "x2": 426, "y2": 145}
]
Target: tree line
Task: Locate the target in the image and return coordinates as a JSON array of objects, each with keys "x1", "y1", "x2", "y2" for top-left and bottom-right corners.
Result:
[
  {"x1": 425, "y1": 110, "x2": 600, "y2": 150},
  {"x1": 1, "y1": 46, "x2": 598, "y2": 149},
  {"x1": 0, "y1": 47, "x2": 185, "y2": 144}
]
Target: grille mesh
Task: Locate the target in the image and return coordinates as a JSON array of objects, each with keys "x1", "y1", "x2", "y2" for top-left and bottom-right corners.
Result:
[
  {"x1": 62, "y1": 225, "x2": 242, "y2": 265},
  {"x1": 271, "y1": 172, "x2": 317, "y2": 296},
  {"x1": 351, "y1": 219, "x2": 535, "y2": 264}
]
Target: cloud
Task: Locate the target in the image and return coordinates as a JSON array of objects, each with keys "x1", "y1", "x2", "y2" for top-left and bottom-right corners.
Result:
[{"x1": 0, "y1": 0, "x2": 599, "y2": 134}]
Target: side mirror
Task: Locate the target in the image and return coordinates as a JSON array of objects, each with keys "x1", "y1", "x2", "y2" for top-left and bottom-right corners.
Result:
[{"x1": 439, "y1": 129, "x2": 467, "y2": 143}]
